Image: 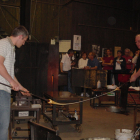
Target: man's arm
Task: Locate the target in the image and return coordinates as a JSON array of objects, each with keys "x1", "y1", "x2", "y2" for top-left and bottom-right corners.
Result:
[
  {"x1": 0, "y1": 55, "x2": 19, "y2": 91},
  {"x1": 91, "y1": 66, "x2": 97, "y2": 70},
  {"x1": 130, "y1": 69, "x2": 140, "y2": 82},
  {"x1": 130, "y1": 63, "x2": 135, "y2": 73},
  {"x1": 60, "y1": 62, "x2": 63, "y2": 73},
  {"x1": 132, "y1": 54, "x2": 139, "y2": 64}
]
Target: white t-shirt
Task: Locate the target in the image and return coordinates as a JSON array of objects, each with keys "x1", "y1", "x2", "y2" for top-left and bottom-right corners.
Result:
[
  {"x1": 61, "y1": 53, "x2": 71, "y2": 71},
  {"x1": 78, "y1": 58, "x2": 88, "y2": 69},
  {"x1": 115, "y1": 59, "x2": 121, "y2": 70},
  {"x1": 0, "y1": 37, "x2": 15, "y2": 93}
]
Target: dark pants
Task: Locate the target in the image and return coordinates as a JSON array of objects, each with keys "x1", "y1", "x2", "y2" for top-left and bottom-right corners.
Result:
[
  {"x1": 107, "y1": 70, "x2": 113, "y2": 85},
  {"x1": 114, "y1": 70, "x2": 121, "y2": 86},
  {"x1": 64, "y1": 70, "x2": 73, "y2": 93},
  {"x1": 120, "y1": 82, "x2": 129, "y2": 110}
]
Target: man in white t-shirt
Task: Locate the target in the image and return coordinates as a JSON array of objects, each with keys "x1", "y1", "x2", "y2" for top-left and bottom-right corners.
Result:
[
  {"x1": 60, "y1": 49, "x2": 75, "y2": 93},
  {"x1": 0, "y1": 26, "x2": 30, "y2": 140}
]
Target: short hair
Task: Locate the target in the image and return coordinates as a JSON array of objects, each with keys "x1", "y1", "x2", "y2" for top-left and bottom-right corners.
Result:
[
  {"x1": 125, "y1": 48, "x2": 130, "y2": 52},
  {"x1": 68, "y1": 49, "x2": 74, "y2": 54},
  {"x1": 81, "y1": 51, "x2": 87, "y2": 56},
  {"x1": 135, "y1": 34, "x2": 140, "y2": 38},
  {"x1": 117, "y1": 50, "x2": 122, "y2": 54},
  {"x1": 106, "y1": 48, "x2": 112, "y2": 52},
  {"x1": 11, "y1": 26, "x2": 29, "y2": 38},
  {"x1": 89, "y1": 52, "x2": 96, "y2": 58}
]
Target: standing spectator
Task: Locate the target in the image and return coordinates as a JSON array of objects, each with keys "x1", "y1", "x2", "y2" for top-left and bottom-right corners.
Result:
[
  {"x1": 102, "y1": 49, "x2": 114, "y2": 85},
  {"x1": 113, "y1": 50, "x2": 126, "y2": 86},
  {"x1": 85, "y1": 52, "x2": 102, "y2": 70},
  {"x1": 78, "y1": 52, "x2": 88, "y2": 69},
  {"x1": 78, "y1": 52, "x2": 89, "y2": 97},
  {"x1": 60, "y1": 49, "x2": 75, "y2": 93},
  {"x1": 122, "y1": 48, "x2": 134, "y2": 73}
]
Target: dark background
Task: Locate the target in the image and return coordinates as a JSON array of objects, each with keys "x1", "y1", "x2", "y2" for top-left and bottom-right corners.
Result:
[
  {"x1": 0, "y1": 0, "x2": 140, "y2": 52},
  {"x1": 0, "y1": 0, "x2": 140, "y2": 94}
]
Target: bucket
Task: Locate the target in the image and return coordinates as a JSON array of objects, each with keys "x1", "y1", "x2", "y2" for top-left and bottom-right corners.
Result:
[{"x1": 115, "y1": 129, "x2": 133, "y2": 140}]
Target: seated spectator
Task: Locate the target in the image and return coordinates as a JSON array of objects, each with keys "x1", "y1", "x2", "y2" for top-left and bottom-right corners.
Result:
[
  {"x1": 122, "y1": 48, "x2": 134, "y2": 73},
  {"x1": 85, "y1": 52, "x2": 102, "y2": 70},
  {"x1": 78, "y1": 52, "x2": 88, "y2": 69},
  {"x1": 102, "y1": 49, "x2": 114, "y2": 85},
  {"x1": 113, "y1": 50, "x2": 126, "y2": 86}
]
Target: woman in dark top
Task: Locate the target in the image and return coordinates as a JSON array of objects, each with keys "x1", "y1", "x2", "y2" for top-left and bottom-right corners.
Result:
[
  {"x1": 102, "y1": 49, "x2": 114, "y2": 85},
  {"x1": 113, "y1": 50, "x2": 126, "y2": 86}
]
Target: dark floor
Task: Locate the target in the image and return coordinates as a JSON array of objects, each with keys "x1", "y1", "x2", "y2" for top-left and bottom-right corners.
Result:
[{"x1": 9, "y1": 99, "x2": 140, "y2": 140}]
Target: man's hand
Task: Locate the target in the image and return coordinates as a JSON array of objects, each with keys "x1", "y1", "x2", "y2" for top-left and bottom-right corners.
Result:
[
  {"x1": 19, "y1": 85, "x2": 31, "y2": 96},
  {"x1": 71, "y1": 62, "x2": 75, "y2": 66},
  {"x1": 84, "y1": 66, "x2": 90, "y2": 69},
  {"x1": 10, "y1": 80, "x2": 20, "y2": 91},
  {"x1": 60, "y1": 62, "x2": 64, "y2": 73}
]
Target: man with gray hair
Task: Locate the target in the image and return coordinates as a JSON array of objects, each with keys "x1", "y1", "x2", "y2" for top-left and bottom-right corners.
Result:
[
  {"x1": 0, "y1": 26, "x2": 30, "y2": 140},
  {"x1": 130, "y1": 34, "x2": 140, "y2": 82},
  {"x1": 60, "y1": 49, "x2": 75, "y2": 93},
  {"x1": 122, "y1": 48, "x2": 134, "y2": 73}
]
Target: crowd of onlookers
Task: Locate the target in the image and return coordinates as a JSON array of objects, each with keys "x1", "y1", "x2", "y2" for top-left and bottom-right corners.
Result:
[
  {"x1": 78, "y1": 48, "x2": 138, "y2": 86},
  {"x1": 60, "y1": 47, "x2": 139, "y2": 95}
]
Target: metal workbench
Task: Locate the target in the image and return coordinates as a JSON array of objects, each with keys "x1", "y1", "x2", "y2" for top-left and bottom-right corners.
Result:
[
  {"x1": 42, "y1": 91, "x2": 83, "y2": 133},
  {"x1": 9, "y1": 105, "x2": 40, "y2": 140}
]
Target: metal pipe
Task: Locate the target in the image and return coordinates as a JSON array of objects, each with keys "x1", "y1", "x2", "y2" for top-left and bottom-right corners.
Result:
[
  {"x1": 0, "y1": 4, "x2": 20, "y2": 8},
  {"x1": 30, "y1": 93, "x2": 49, "y2": 102},
  {"x1": 74, "y1": 0, "x2": 133, "y2": 11},
  {"x1": 0, "y1": 82, "x2": 49, "y2": 102},
  {"x1": 32, "y1": 0, "x2": 73, "y2": 6},
  {"x1": 32, "y1": 0, "x2": 62, "y2": 6},
  {"x1": 78, "y1": 24, "x2": 138, "y2": 32}
]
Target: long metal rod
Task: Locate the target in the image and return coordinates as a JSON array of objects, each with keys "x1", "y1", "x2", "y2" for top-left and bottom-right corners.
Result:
[
  {"x1": 0, "y1": 82, "x2": 49, "y2": 102},
  {"x1": 30, "y1": 93, "x2": 49, "y2": 102}
]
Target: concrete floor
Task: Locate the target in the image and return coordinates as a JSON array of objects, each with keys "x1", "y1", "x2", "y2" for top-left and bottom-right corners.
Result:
[
  {"x1": 10, "y1": 100, "x2": 140, "y2": 140},
  {"x1": 57, "y1": 101, "x2": 136, "y2": 140}
]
